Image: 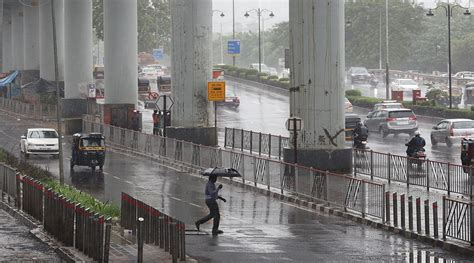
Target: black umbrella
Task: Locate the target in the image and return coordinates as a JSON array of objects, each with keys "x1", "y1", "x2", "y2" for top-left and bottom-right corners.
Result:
[{"x1": 201, "y1": 167, "x2": 242, "y2": 178}]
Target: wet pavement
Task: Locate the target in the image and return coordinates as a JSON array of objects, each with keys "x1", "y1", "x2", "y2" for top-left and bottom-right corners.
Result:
[
  {"x1": 0, "y1": 208, "x2": 61, "y2": 262},
  {"x1": 1, "y1": 112, "x2": 474, "y2": 261}
]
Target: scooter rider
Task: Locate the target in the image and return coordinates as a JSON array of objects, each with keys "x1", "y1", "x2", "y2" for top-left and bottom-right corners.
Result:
[
  {"x1": 405, "y1": 131, "x2": 425, "y2": 157},
  {"x1": 352, "y1": 121, "x2": 369, "y2": 148}
]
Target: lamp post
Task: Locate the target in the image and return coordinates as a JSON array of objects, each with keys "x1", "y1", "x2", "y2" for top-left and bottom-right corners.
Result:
[
  {"x1": 244, "y1": 8, "x2": 274, "y2": 73},
  {"x1": 261, "y1": 16, "x2": 274, "y2": 64},
  {"x1": 427, "y1": 1, "x2": 471, "y2": 109},
  {"x1": 232, "y1": 0, "x2": 236, "y2": 66},
  {"x1": 385, "y1": 0, "x2": 390, "y2": 100},
  {"x1": 213, "y1": 10, "x2": 225, "y2": 65}
]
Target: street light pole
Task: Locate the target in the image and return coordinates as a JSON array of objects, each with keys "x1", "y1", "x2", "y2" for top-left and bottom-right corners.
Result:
[
  {"x1": 232, "y1": 0, "x2": 236, "y2": 66},
  {"x1": 448, "y1": 4, "x2": 452, "y2": 109},
  {"x1": 51, "y1": 0, "x2": 64, "y2": 185},
  {"x1": 427, "y1": 2, "x2": 471, "y2": 109},
  {"x1": 385, "y1": 0, "x2": 390, "y2": 100},
  {"x1": 212, "y1": 10, "x2": 225, "y2": 65},
  {"x1": 244, "y1": 8, "x2": 274, "y2": 73}
]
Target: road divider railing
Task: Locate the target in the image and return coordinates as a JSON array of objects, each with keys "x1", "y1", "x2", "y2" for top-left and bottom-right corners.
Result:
[
  {"x1": 443, "y1": 196, "x2": 474, "y2": 245},
  {"x1": 385, "y1": 191, "x2": 474, "y2": 246},
  {"x1": 121, "y1": 193, "x2": 186, "y2": 262},
  {"x1": 0, "y1": 162, "x2": 19, "y2": 205},
  {"x1": 17, "y1": 175, "x2": 112, "y2": 262},
  {"x1": 354, "y1": 149, "x2": 473, "y2": 198},
  {"x1": 224, "y1": 127, "x2": 474, "y2": 199},
  {"x1": 84, "y1": 120, "x2": 385, "y2": 221},
  {"x1": 0, "y1": 97, "x2": 57, "y2": 120}
]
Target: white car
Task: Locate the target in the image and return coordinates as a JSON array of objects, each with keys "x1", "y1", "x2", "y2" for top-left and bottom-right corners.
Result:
[
  {"x1": 139, "y1": 67, "x2": 161, "y2": 79},
  {"x1": 454, "y1": 71, "x2": 474, "y2": 80},
  {"x1": 391, "y1": 79, "x2": 419, "y2": 92},
  {"x1": 20, "y1": 128, "x2": 59, "y2": 158}
]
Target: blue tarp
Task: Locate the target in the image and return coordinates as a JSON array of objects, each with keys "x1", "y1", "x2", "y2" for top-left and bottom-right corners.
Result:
[{"x1": 0, "y1": 70, "x2": 19, "y2": 88}]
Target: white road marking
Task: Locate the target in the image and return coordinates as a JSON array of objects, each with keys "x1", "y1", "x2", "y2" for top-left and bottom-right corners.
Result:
[
  {"x1": 189, "y1": 203, "x2": 202, "y2": 208},
  {"x1": 170, "y1": 197, "x2": 182, "y2": 201},
  {"x1": 113, "y1": 175, "x2": 120, "y2": 180},
  {"x1": 125, "y1": 180, "x2": 134, "y2": 185}
]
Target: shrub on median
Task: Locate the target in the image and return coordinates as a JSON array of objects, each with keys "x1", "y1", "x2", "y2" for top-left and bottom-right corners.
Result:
[
  {"x1": 345, "y1": 89, "x2": 362, "y2": 97},
  {"x1": 0, "y1": 148, "x2": 120, "y2": 219}
]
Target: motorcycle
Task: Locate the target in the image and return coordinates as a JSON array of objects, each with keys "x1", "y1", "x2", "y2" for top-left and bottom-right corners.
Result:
[
  {"x1": 407, "y1": 147, "x2": 426, "y2": 172},
  {"x1": 353, "y1": 136, "x2": 368, "y2": 150}
]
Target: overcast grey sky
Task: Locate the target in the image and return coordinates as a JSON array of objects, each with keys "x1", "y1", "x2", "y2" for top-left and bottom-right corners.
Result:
[{"x1": 211, "y1": 0, "x2": 474, "y2": 34}]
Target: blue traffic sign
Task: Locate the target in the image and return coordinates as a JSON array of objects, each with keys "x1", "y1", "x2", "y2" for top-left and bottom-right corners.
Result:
[
  {"x1": 153, "y1": 48, "x2": 164, "y2": 60},
  {"x1": 227, "y1": 40, "x2": 240, "y2": 55}
]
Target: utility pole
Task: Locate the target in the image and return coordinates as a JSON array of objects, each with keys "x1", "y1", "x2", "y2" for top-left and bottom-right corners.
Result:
[
  {"x1": 51, "y1": 0, "x2": 64, "y2": 185},
  {"x1": 232, "y1": 0, "x2": 235, "y2": 66},
  {"x1": 385, "y1": 0, "x2": 390, "y2": 100}
]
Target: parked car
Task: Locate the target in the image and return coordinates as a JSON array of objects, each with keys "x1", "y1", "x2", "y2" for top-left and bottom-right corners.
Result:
[
  {"x1": 139, "y1": 67, "x2": 161, "y2": 79},
  {"x1": 345, "y1": 113, "x2": 361, "y2": 141},
  {"x1": 217, "y1": 89, "x2": 240, "y2": 108},
  {"x1": 454, "y1": 71, "x2": 474, "y2": 80},
  {"x1": 347, "y1": 67, "x2": 371, "y2": 84},
  {"x1": 20, "y1": 128, "x2": 60, "y2": 158},
  {"x1": 344, "y1": 97, "x2": 353, "y2": 113},
  {"x1": 364, "y1": 108, "x2": 418, "y2": 137},
  {"x1": 249, "y1": 63, "x2": 271, "y2": 74},
  {"x1": 430, "y1": 119, "x2": 474, "y2": 147},
  {"x1": 391, "y1": 79, "x2": 419, "y2": 92}
]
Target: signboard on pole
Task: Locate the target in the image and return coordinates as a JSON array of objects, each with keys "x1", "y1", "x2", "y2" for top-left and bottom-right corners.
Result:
[
  {"x1": 227, "y1": 39, "x2": 241, "y2": 55},
  {"x1": 207, "y1": 81, "x2": 226, "y2": 101},
  {"x1": 87, "y1": 83, "x2": 96, "y2": 98},
  {"x1": 152, "y1": 48, "x2": 164, "y2": 60}
]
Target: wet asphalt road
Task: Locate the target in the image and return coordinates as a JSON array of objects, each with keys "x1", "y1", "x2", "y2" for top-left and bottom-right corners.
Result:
[
  {"x1": 1, "y1": 115, "x2": 474, "y2": 261},
  {"x1": 217, "y1": 79, "x2": 460, "y2": 164}
]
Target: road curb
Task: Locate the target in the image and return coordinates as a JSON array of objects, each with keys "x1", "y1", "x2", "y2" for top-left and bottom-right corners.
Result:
[
  {"x1": 0, "y1": 199, "x2": 84, "y2": 262},
  {"x1": 107, "y1": 144, "x2": 474, "y2": 256}
]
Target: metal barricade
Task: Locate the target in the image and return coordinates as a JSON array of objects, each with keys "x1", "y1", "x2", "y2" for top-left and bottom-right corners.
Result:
[{"x1": 443, "y1": 196, "x2": 474, "y2": 245}]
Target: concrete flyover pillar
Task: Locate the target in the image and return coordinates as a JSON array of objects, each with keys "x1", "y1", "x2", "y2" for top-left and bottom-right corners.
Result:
[
  {"x1": 168, "y1": 0, "x2": 216, "y2": 146},
  {"x1": 64, "y1": 0, "x2": 92, "y2": 99},
  {"x1": 285, "y1": 0, "x2": 351, "y2": 173},
  {"x1": 2, "y1": 9, "x2": 12, "y2": 72},
  {"x1": 61, "y1": 0, "x2": 93, "y2": 134},
  {"x1": 11, "y1": 4, "x2": 24, "y2": 71},
  {"x1": 39, "y1": 0, "x2": 64, "y2": 81},
  {"x1": 23, "y1": 0, "x2": 40, "y2": 82},
  {"x1": 102, "y1": 0, "x2": 137, "y2": 128}
]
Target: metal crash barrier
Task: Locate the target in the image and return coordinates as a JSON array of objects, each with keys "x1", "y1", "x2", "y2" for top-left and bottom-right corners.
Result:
[
  {"x1": 121, "y1": 193, "x2": 186, "y2": 262},
  {"x1": 84, "y1": 120, "x2": 385, "y2": 221},
  {"x1": 0, "y1": 97, "x2": 57, "y2": 120}
]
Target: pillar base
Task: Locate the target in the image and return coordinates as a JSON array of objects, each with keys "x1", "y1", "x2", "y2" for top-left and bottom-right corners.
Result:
[
  {"x1": 20, "y1": 70, "x2": 40, "y2": 85},
  {"x1": 61, "y1": 98, "x2": 88, "y2": 135},
  {"x1": 101, "y1": 104, "x2": 135, "y2": 129},
  {"x1": 283, "y1": 148, "x2": 352, "y2": 174},
  {"x1": 166, "y1": 126, "x2": 217, "y2": 146}
]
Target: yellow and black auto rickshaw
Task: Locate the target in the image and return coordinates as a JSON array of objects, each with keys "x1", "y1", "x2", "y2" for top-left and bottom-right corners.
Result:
[{"x1": 70, "y1": 133, "x2": 105, "y2": 171}]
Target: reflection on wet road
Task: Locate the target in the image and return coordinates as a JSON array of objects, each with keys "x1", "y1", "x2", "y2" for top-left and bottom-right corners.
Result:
[{"x1": 0, "y1": 111, "x2": 472, "y2": 261}]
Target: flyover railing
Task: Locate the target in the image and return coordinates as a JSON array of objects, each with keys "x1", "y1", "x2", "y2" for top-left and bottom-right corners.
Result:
[
  {"x1": 0, "y1": 97, "x2": 57, "y2": 120},
  {"x1": 354, "y1": 149, "x2": 473, "y2": 198},
  {"x1": 83, "y1": 119, "x2": 385, "y2": 221},
  {"x1": 224, "y1": 127, "x2": 473, "y2": 199}
]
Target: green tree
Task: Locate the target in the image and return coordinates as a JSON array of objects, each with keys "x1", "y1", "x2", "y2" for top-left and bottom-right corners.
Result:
[
  {"x1": 93, "y1": 0, "x2": 171, "y2": 53},
  {"x1": 345, "y1": 1, "x2": 424, "y2": 70}
]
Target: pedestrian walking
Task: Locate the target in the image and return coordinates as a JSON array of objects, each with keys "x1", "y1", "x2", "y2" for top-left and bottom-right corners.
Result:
[
  {"x1": 152, "y1": 110, "x2": 160, "y2": 135},
  {"x1": 195, "y1": 174, "x2": 226, "y2": 235}
]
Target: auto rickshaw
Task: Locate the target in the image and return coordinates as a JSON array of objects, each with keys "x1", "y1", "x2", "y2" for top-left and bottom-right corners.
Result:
[
  {"x1": 463, "y1": 82, "x2": 474, "y2": 106},
  {"x1": 461, "y1": 137, "x2": 474, "y2": 173},
  {"x1": 70, "y1": 133, "x2": 106, "y2": 171}
]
